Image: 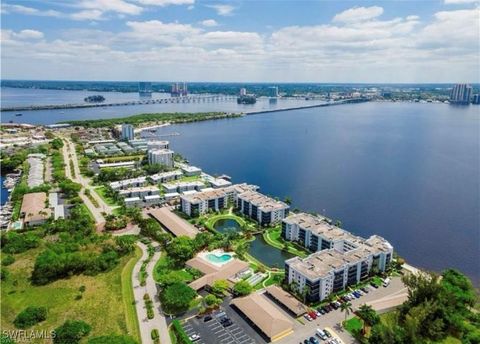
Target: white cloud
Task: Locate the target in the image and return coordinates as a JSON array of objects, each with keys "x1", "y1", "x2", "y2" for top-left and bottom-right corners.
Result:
[
  {"x1": 200, "y1": 19, "x2": 218, "y2": 27},
  {"x1": 207, "y1": 4, "x2": 235, "y2": 16},
  {"x1": 333, "y1": 6, "x2": 384, "y2": 23},
  {"x1": 135, "y1": 0, "x2": 194, "y2": 6},
  {"x1": 77, "y1": 0, "x2": 143, "y2": 15},
  {"x1": 1, "y1": 29, "x2": 44, "y2": 41},
  {"x1": 1, "y1": 4, "x2": 61, "y2": 17},
  {"x1": 71, "y1": 10, "x2": 104, "y2": 21}
]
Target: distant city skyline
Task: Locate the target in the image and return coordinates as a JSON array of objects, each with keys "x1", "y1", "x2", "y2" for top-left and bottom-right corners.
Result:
[{"x1": 1, "y1": 0, "x2": 479, "y2": 83}]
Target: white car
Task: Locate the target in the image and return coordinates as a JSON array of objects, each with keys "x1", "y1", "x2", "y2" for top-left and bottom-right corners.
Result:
[
  {"x1": 316, "y1": 329, "x2": 327, "y2": 340},
  {"x1": 383, "y1": 278, "x2": 391, "y2": 287},
  {"x1": 188, "y1": 334, "x2": 200, "y2": 341}
]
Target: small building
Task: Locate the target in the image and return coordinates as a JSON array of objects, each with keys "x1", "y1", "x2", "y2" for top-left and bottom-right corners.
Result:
[
  {"x1": 150, "y1": 170, "x2": 183, "y2": 184},
  {"x1": 21, "y1": 192, "x2": 52, "y2": 226},
  {"x1": 147, "y1": 140, "x2": 169, "y2": 150},
  {"x1": 147, "y1": 207, "x2": 199, "y2": 238},
  {"x1": 144, "y1": 194, "x2": 163, "y2": 207},
  {"x1": 162, "y1": 181, "x2": 204, "y2": 194},
  {"x1": 118, "y1": 186, "x2": 160, "y2": 198},
  {"x1": 209, "y1": 178, "x2": 232, "y2": 188},
  {"x1": 124, "y1": 196, "x2": 142, "y2": 208},
  {"x1": 97, "y1": 161, "x2": 136, "y2": 169},
  {"x1": 264, "y1": 285, "x2": 308, "y2": 317},
  {"x1": 231, "y1": 293, "x2": 294, "y2": 342},
  {"x1": 181, "y1": 165, "x2": 202, "y2": 176},
  {"x1": 110, "y1": 176, "x2": 148, "y2": 190}
]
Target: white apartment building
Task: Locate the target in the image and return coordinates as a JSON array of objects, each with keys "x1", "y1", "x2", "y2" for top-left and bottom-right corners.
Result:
[
  {"x1": 118, "y1": 186, "x2": 160, "y2": 198},
  {"x1": 283, "y1": 213, "x2": 393, "y2": 302},
  {"x1": 147, "y1": 140, "x2": 169, "y2": 150},
  {"x1": 125, "y1": 196, "x2": 142, "y2": 208},
  {"x1": 181, "y1": 165, "x2": 202, "y2": 176},
  {"x1": 236, "y1": 190, "x2": 289, "y2": 226},
  {"x1": 121, "y1": 124, "x2": 134, "y2": 141},
  {"x1": 150, "y1": 170, "x2": 183, "y2": 184},
  {"x1": 162, "y1": 181, "x2": 205, "y2": 194},
  {"x1": 110, "y1": 176, "x2": 147, "y2": 190},
  {"x1": 148, "y1": 149, "x2": 174, "y2": 167},
  {"x1": 180, "y1": 189, "x2": 228, "y2": 217}
]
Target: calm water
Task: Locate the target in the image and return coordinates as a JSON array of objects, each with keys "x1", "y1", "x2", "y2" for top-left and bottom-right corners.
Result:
[
  {"x1": 158, "y1": 102, "x2": 479, "y2": 283},
  {"x1": 214, "y1": 218, "x2": 243, "y2": 234},
  {"x1": 0, "y1": 176, "x2": 8, "y2": 206},
  {"x1": 248, "y1": 234, "x2": 296, "y2": 268},
  {"x1": 0, "y1": 87, "x2": 325, "y2": 124}
]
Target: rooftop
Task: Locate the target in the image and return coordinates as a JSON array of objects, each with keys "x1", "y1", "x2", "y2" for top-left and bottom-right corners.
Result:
[
  {"x1": 238, "y1": 190, "x2": 289, "y2": 212},
  {"x1": 147, "y1": 207, "x2": 199, "y2": 238},
  {"x1": 265, "y1": 285, "x2": 308, "y2": 317},
  {"x1": 180, "y1": 188, "x2": 227, "y2": 203}
]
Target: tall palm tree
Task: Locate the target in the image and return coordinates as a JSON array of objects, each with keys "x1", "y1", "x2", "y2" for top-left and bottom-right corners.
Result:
[{"x1": 340, "y1": 301, "x2": 353, "y2": 323}]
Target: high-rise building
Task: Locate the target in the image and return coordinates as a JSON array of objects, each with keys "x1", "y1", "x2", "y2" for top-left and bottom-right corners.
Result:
[
  {"x1": 171, "y1": 82, "x2": 188, "y2": 97},
  {"x1": 472, "y1": 94, "x2": 480, "y2": 105},
  {"x1": 239, "y1": 88, "x2": 247, "y2": 96},
  {"x1": 268, "y1": 86, "x2": 279, "y2": 98},
  {"x1": 148, "y1": 149, "x2": 174, "y2": 167},
  {"x1": 450, "y1": 84, "x2": 472, "y2": 104},
  {"x1": 121, "y1": 124, "x2": 134, "y2": 141}
]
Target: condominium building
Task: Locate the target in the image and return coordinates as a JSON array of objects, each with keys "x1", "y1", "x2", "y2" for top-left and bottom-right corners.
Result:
[
  {"x1": 236, "y1": 190, "x2": 289, "y2": 225},
  {"x1": 148, "y1": 149, "x2": 174, "y2": 167},
  {"x1": 181, "y1": 165, "x2": 202, "y2": 176},
  {"x1": 150, "y1": 170, "x2": 183, "y2": 184},
  {"x1": 162, "y1": 181, "x2": 205, "y2": 194},
  {"x1": 180, "y1": 189, "x2": 228, "y2": 216},
  {"x1": 147, "y1": 140, "x2": 169, "y2": 150},
  {"x1": 118, "y1": 186, "x2": 160, "y2": 199},
  {"x1": 283, "y1": 212, "x2": 393, "y2": 302},
  {"x1": 121, "y1": 124, "x2": 134, "y2": 141},
  {"x1": 110, "y1": 176, "x2": 148, "y2": 190},
  {"x1": 450, "y1": 84, "x2": 472, "y2": 104}
]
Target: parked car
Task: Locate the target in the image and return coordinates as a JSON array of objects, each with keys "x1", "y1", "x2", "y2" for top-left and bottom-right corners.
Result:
[
  {"x1": 317, "y1": 308, "x2": 326, "y2": 315},
  {"x1": 361, "y1": 287, "x2": 370, "y2": 293},
  {"x1": 304, "y1": 314, "x2": 313, "y2": 321},
  {"x1": 371, "y1": 282, "x2": 379, "y2": 289},
  {"x1": 309, "y1": 311, "x2": 317, "y2": 319},
  {"x1": 324, "y1": 329, "x2": 332, "y2": 338},
  {"x1": 383, "y1": 278, "x2": 391, "y2": 287},
  {"x1": 188, "y1": 334, "x2": 200, "y2": 341},
  {"x1": 309, "y1": 337, "x2": 320, "y2": 344},
  {"x1": 203, "y1": 315, "x2": 212, "y2": 322},
  {"x1": 316, "y1": 329, "x2": 327, "y2": 340},
  {"x1": 304, "y1": 339, "x2": 310, "y2": 344},
  {"x1": 315, "y1": 310, "x2": 322, "y2": 317},
  {"x1": 222, "y1": 319, "x2": 233, "y2": 327}
]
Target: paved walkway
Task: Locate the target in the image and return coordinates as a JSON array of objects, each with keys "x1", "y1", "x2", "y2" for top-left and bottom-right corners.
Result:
[{"x1": 132, "y1": 242, "x2": 171, "y2": 344}]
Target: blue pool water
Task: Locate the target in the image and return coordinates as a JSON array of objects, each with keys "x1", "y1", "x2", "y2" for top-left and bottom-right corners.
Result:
[{"x1": 205, "y1": 253, "x2": 233, "y2": 264}]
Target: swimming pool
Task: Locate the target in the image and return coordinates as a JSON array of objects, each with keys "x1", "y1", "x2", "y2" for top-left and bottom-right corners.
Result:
[{"x1": 205, "y1": 252, "x2": 233, "y2": 265}]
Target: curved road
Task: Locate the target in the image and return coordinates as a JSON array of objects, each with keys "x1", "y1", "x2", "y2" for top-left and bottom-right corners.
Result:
[{"x1": 132, "y1": 242, "x2": 171, "y2": 344}]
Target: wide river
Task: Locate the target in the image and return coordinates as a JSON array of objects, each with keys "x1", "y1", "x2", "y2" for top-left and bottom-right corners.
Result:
[
  {"x1": 160, "y1": 102, "x2": 478, "y2": 283},
  {"x1": 1, "y1": 87, "x2": 479, "y2": 283}
]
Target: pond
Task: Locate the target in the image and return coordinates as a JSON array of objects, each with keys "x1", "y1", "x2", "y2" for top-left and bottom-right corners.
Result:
[
  {"x1": 248, "y1": 234, "x2": 295, "y2": 268},
  {"x1": 213, "y1": 218, "x2": 243, "y2": 234}
]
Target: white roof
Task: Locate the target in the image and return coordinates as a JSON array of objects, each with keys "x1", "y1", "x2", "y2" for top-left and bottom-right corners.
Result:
[{"x1": 125, "y1": 197, "x2": 141, "y2": 202}]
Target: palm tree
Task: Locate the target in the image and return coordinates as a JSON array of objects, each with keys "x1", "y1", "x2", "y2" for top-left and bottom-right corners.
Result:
[
  {"x1": 340, "y1": 301, "x2": 353, "y2": 323},
  {"x1": 356, "y1": 304, "x2": 379, "y2": 335}
]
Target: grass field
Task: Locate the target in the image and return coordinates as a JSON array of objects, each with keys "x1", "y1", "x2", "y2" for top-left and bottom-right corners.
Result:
[
  {"x1": 94, "y1": 185, "x2": 120, "y2": 206},
  {"x1": 263, "y1": 227, "x2": 308, "y2": 257},
  {"x1": 121, "y1": 246, "x2": 143, "y2": 343},
  {"x1": 1, "y1": 246, "x2": 137, "y2": 343},
  {"x1": 344, "y1": 317, "x2": 363, "y2": 335}
]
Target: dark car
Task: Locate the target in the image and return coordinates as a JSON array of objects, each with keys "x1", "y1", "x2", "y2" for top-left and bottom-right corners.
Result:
[
  {"x1": 222, "y1": 319, "x2": 233, "y2": 327},
  {"x1": 324, "y1": 329, "x2": 332, "y2": 338},
  {"x1": 203, "y1": 315, "x2": 212, "y2": 322},
  {"x1": 371, "y1": 283, "x2": 379, "y2": 289},
  {"x1": 317, "y1": 307, "x2": 325, "y2": 315},
  {"x1": 331, "y1": 303, "x2": 339, "y2": 310},
  {"x1": 309, "y1": 336, "x2": 320, "y2": 344},
  {"x1": 304, "y1": 340, "x2": 309, "y2": 344}
]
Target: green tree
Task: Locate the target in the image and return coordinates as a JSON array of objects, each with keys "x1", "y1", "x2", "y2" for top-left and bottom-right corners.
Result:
[
  {"x1": 159, "y1": 282, "x2": 197, "y2": 315},
  {"x1": 340, "y1": 301, "x2": 353, "y2": 323},
  {"x1": 211, "y1": 279, "x2": 229, "y2": 297},
  {"x1": 165, "y1": 236, "x2": 195, "y2": 264},
  {"x1": 204, "y1": 294, "x2": 221, "y2": 308},
  {"x1": 13, "y1": 306, "x2": 47, "y2": 328},
  {"x1": 233, "y1": 280, "x2": 253, "y2": 296},
  {"x1": 54, "y1": 320, "x2": 91, "y2": 344},
  {"x1": 356, "y1": 304, "x2": 379, "y2": 335}
]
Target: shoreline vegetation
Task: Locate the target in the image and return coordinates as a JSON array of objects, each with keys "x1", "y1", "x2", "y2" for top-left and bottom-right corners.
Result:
[{"x1": 60, "y1": 112, "x2": 243, "y2": 128}]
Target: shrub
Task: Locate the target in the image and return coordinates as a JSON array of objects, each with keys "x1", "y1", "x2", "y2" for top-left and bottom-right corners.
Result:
[
  {"x1": 233, "y1": 280, "x2": 253, "y2": 296},
  {"x1": 1, "y1": 255, "x2": 15, "y2": 266},
  {"x1": 87, "y1": 335, "x2": 137, "y2": 344},
  {"x1": 54, "y1": 320, "x2": 91, "y2": 344},
  {"x1": 172, "y1": 320, "x2": 193, "y2": 344},
  {"x1": 13, "y1": 306, "x2": 47, "y2": 328}
]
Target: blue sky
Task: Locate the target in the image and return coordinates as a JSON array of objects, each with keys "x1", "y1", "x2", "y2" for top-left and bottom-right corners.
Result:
[{"x1": 1, "y1": 0, "x2": 479, "y2": 82}]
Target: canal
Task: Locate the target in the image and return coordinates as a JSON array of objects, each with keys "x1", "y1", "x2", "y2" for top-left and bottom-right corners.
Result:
[{"x1": 248, "y1": 234, "x2": 295, "y2": 269}]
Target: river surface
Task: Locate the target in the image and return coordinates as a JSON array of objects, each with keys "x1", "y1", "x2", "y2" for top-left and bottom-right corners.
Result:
[
  {"x1": 0, "y1": 176, "x2": 8, "y2": 206},
  {"x1": 0, "y1": 87, "x2": 325, "y2": 124},
  {"x1": 156, "y1": 102, "x2": 478, "y2": 283}
]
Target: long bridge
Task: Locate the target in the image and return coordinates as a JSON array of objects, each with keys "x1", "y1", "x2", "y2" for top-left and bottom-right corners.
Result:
[{"x1": 1, "y1": 95, "x2": 238, "y2": 112}]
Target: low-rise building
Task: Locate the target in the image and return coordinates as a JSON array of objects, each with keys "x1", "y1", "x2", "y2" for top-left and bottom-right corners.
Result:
[
  {"x1": 283, "y1": 213, "x2": 393, "y2": 302},
  {"x1": 118, "y1": 186, "x2": 160, "y2": 198},
  {"x1": 148, "y1": 149, "x2": 174, "y2": 167},
  {"x1": 96, "y1": 160, "x2": 136, "y2": 169},
  {"x1": 144, "y1": 194, "x2": 162, "y2": 207},
  {"x1": 150, "y1": 170, "x2": 183, "y2": 183},
  {"x1": 110, "y1": 176, "x2": 148, "y2": 190},
  {"x1": 237, "y1": 190, "x2": 289, "y2": 226},
  {"x1": 21, "y1": 192, "x2": 52, "y2": 226},
  {"x1": 181, "y1": 165, "x2": 202, "y2": 176},
  {"x1": 147, "y1": 140, "x2": 169, "y2": 150},
  {"x1": 162, "y1": 180, "x2": 204, "y2": 194},
  {"x1": 124, "y1": 196, "x2": 142, "y2": 208},
  {"x1": 209, "y1": 177, "x2": 232, "y2": 188}
]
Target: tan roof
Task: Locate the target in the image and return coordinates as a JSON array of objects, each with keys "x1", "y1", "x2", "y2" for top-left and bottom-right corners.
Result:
[
  {"x1": 187, "y1": 257, "x2": 249, "y2": 290},
  {"x1": 180, "y1": 188, "x2": 226, "y2": 204},
  {"x1": 265, "y1": 285, "x2": 308, "y2": 316},
  {"x1": 231, "y1": 293, "x2": 293, "y2": 341},
  {"x1": 237, "y1": 190, "x2": 288, "y2": 212},
  {"x1": 21, "y1": 192, "x2": 51, "y2": 223},
  {"x1": 147, "y1": 207, "x2": 198, "y2": 238}
]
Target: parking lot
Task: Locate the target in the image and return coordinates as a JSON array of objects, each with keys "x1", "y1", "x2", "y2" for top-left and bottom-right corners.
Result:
[{"x1": 184, "y1": 306, "x2": 262, "y2": 344}]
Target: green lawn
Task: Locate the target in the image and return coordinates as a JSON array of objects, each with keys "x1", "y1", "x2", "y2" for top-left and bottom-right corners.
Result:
[
  {"x1": 344, "y1": 317, "x2": 363, "y2": 336},
  {"x1": 263, "y1": 227, "x2": 309, "y2": 258},
  {"x1": 152, "y1": 254, "x2": 194, "y2": 284},
  {"x1": 1, "y1": 247, "x2": 137, "y2": 343},
  {"x1": 121, "y1": 246, "x2": 143, "y2": 344},
  {"x1": 94, "y1": 185, "x2": 120, "y2": 206}
]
